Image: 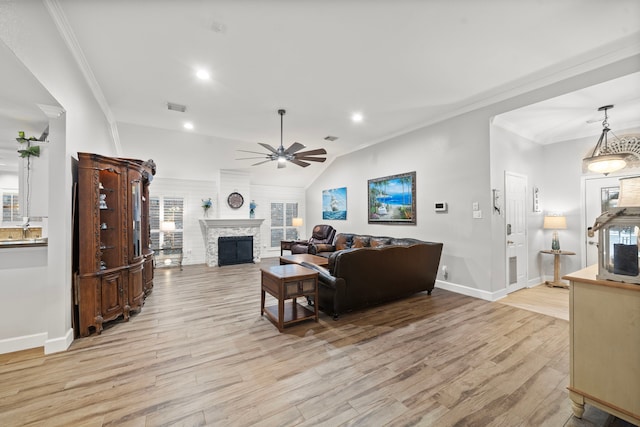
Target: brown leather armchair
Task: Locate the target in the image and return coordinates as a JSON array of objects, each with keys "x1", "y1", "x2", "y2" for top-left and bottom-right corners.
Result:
[{"x1": 290, "y1": 224, "x2": 336, "y2": 256}]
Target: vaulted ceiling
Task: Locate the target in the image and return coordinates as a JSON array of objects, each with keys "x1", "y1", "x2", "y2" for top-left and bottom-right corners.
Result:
[{"x1": 1, "y1": 1, "x2": 639, "y2": 183}]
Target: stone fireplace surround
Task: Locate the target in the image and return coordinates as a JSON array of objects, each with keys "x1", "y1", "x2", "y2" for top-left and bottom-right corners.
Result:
[{"x1": 199, "y1": 219, "x2": 265, "y2": 267}]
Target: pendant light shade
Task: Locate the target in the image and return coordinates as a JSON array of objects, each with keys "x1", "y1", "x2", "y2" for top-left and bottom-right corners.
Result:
[{"x1": 582, "y1": 105, "x2": 628, "y2": 175}]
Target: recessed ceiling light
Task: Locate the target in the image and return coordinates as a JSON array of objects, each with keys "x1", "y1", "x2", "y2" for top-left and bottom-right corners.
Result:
[
  {"x1": 351, "y1": 112, "x2": 364, "y2": 123},
  {"x1": 184, "y1": 122, "x2": 194, "y2": 130},
  {"x1": 196, "y1": 69, "x2": 210, "y2": 80}
]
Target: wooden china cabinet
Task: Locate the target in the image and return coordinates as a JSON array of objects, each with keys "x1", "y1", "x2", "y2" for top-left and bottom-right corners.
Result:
[{"x1": 75, "y1": 152, "x2": 156, "y2": 337}]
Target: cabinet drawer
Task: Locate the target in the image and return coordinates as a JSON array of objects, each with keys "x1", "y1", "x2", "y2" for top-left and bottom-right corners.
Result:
[{"x1": 284, "y1": 278, "x2": 316, "y2": 298}]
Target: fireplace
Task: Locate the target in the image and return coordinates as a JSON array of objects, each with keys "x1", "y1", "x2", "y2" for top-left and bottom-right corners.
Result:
[
  {"x1": 218, "y1": 236, "x2": 254, "y2": 266},
  {"x1": 199, "y1": 218, "x2": 264, "y2": 267}
]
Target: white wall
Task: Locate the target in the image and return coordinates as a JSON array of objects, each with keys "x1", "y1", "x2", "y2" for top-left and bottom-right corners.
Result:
[
  {"x1": 307, "y1": 109, "x2": 495, "y2": 295},
  {"x1": 490, "y1": 123, "x2": 546, "y2": 287},
  {"x1": 0, "y1": 2, "x2": 115, "y2": 354}
]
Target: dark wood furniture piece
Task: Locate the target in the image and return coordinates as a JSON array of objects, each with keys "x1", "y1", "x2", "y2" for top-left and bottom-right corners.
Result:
[
  {"x1": 75, "y1": 152, "x2": 156, "y2": 337},
  {"x1": 280, "y1": 239, "x2": 294, "y2": 256},
  {"x1": 260, "y1": 264, "x2": 319, "y2": 332},
  {"x1": 280, "y1": 253, "x2": 329, "y2": 268}
]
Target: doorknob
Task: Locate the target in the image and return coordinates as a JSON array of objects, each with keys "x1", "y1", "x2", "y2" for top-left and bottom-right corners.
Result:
[
  {"x1": 588, "y1": 241, "x2": 598, "y2": 246},
  {"x1": 507, "y1": 240, "x2": 514, "y2": 245}
]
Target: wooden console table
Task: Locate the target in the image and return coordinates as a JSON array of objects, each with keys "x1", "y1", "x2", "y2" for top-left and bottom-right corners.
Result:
[
  {"x1": 261, "y1": 264, "x2": 318, "y2": 332},
  {"x1": 564, "y1": 265, "x2": 640, "y2": 425},
  {"x1": 540, "y1": 249, "x2": 575, "y2": 288}
]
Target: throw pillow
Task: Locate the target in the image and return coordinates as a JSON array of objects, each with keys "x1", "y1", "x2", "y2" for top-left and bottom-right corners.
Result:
[{"x1": 353, "y1": 236, "x2": 370, "y2": 248}]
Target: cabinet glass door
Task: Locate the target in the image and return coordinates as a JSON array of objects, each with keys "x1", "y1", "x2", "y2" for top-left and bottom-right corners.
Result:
[{"x1": 132, "y1": 181, "x2": 142, "y2": 258}]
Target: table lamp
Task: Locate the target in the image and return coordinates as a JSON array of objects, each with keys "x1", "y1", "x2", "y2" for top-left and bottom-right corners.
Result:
[
  {"x1": 161, "y1": 221, "x2": 176, "y2": 248},
  {"x1": 543, "y1": 214, "x2": 567, "y2": 251},
  {"x1": 292, "y1": 217, "x2": 303, "y2": 239}
]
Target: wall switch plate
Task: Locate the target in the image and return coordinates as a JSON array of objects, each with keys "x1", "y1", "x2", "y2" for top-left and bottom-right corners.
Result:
[
  {"x1": 473, "y1": 210, "x2": 482, "y2": 219},
  {"x1": 472, "y1": 202, "x2": 479, "y2": 211}
]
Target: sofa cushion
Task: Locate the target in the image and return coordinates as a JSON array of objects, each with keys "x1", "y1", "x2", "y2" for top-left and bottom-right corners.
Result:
[
  {"x1": 370, "y1": 237, "x2": 391, "y2": 248},
  {"x1": 352, "y1": 236, "x2": 370, "y2": 248},
  {"x1": 334, "y1": 234, "x2": 351, "y2": 251}
]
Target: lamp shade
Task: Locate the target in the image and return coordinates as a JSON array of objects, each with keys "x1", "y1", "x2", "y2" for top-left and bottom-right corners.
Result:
[
  {"x1": 618, "y1": 176, "x2": 640, "y2": 207},
  {"x1": 543, "y1": 215, "x2": 567, "y2": 230},
  {"x1": 161, "y1": 221, "x2": 176, "y2": 232},
  {"x1": 584, "y1": 154, "x2": 627, "y2": 175},
  {"x1": 292, "y1": 217, "x2": 303, "y2": 227}
]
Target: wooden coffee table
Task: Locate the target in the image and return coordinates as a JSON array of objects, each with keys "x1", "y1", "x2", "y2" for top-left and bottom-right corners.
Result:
[
  {"x1": 279, "y1": 254, "x2": 329, "y2": 268},
  {"x1": 260, "y1": 264, "x2": 319, "y2": 332}
]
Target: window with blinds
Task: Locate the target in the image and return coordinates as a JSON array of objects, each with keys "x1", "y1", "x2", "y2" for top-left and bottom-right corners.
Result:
[
  {"x1": 150, "y1": 196, "x2": 184, "y2": 249},
  {"x1": 2, "y1": 192, "x2": 20, "y2": 223},
  {"x1": 270, "y1": 202, "x2": 298, "y2": 247}
]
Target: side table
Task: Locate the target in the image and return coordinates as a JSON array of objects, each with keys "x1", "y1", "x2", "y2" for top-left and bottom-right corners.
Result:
[
  {"x1": 540, "y1": 249, "x2": 575, "y2": 288},
  {"x1": 261, "y1": 264, "x2": 318, "y2": 332},
  {"x1": 280, "y1": 239, "x2": 294, "y2": 256},
  {"x1": 153, "y1": 247, "x2": 183, "y2": 270}
]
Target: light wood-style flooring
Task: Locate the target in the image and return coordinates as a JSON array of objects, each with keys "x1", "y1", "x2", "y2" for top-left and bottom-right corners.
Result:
[
  {"x1": 0, "y1": 260, "x2": 632, "y2": 426},
  {"x1": 498, "y1": 284, "x2": 570, "y2": 321}
]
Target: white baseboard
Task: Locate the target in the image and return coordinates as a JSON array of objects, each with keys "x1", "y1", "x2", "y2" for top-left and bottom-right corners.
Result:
[
  {"x1": 435, "y1": 280, "x2": 507, "y2": 302},
  {"x1": 0, "y1": 332, "x2": 47, "y2": 355},
  {"x1": 45, "y1": 328, "x2": 74, "y2": 354}
]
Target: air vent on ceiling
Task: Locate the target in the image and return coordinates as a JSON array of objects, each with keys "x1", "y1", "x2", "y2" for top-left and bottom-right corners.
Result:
[
  {"x1": 324, "y1": 135, "x2": 339, "y2": 141},
  {"x1": 167, "y1": 102, "x2": 187, "y2": 113}
]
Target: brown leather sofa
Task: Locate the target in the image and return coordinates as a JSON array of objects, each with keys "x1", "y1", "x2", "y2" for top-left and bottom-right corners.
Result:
[{"x1": 301, "y1": 233, "x2": 443, "y2": 319}]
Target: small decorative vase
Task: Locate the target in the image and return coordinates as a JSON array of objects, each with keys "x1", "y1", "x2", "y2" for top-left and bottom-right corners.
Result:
[
  {"x1": 203, "y1": 208, "x2": 209, "y2": 218},
  {"x1": 250, "y1": 209, "x2": 255, "y2": 219}
]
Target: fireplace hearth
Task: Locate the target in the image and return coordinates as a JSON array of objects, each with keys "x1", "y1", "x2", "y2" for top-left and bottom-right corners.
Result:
[{"x1": 218, "y1": 236, "x2": 254, "y2": 266}]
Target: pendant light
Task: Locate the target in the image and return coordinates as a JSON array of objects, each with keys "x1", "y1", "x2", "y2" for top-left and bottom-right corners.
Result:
[{"x1": 582, "y1": 105, "x2": 628, "y2": 175}]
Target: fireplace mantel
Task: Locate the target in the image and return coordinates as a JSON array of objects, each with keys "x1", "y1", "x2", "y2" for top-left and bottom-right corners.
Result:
[
  {"x1": 199, "y1": 218, "x2": 265, "y2": 267},
  {"x1": 199, "y1": 219, "x2": 265, "y2": 228}
]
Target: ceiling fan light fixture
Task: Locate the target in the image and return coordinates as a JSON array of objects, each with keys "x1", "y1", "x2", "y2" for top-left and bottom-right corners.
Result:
[{"x1": 236, "y1": 109, "x2": 327, "y2": 168}]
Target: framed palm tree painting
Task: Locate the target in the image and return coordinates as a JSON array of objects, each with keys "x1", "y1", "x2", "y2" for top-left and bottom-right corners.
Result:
[{"x1": 367, "y1": 171, "x2": 416, "y2": 224}]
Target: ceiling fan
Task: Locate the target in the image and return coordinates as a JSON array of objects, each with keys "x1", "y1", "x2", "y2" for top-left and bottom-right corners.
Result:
[{"x1": 237, "y1": 109, "x2": 327, "y2": 168}]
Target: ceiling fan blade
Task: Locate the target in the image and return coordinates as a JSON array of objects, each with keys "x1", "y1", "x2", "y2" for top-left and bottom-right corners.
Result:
[
  {"x1": 236, "y1": 156, "x2": 269, "y2": 160},
  {"x1": 289, "y1": 159, "x2": 310, "y2": 168},
  {"x1": 284, "y1": 142, "x2": 305, "y2": 154},
  {"x1": 296, "y1": 156, "x2": 326, "y2": 162},
  {"x1": 258, "y1": 142, "x2": 279, "y2": 154},
  {"x1": 252, "y1": 159, "x2": 273, "y2": 166},
  {"x1": 294, "y1": 148, "x2": 327, "y2": 157},
  {"x1": 237, "y1": 149, "x2": 271, "y2": 155}
]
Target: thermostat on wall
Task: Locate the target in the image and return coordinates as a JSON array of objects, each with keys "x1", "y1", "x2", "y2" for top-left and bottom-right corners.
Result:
[{"x1": 435, "y1": 202, "x2": 448, "y2": 212}]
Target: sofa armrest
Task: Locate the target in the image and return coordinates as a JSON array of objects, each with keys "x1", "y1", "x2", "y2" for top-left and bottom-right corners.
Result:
[
  {"x1": 300, "y1": 261, "x2": 337, "y2": 289},
  {"x1": 309, "y1": 243, "x2": 335, "y2": 255}
]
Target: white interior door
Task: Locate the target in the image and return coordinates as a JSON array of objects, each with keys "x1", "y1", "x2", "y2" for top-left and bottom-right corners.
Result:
[
  {"x1": 584, "y1": 175, "x2": 631, "y2": 266},
  {"x1": 505, "y1": 172, "x2": 528, "y2": 293}
]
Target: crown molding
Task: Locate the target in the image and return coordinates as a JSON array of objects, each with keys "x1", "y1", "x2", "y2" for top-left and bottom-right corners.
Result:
[
  {"x1": 43, "y1": 0, "x2": 122, "y2": 156},
  {"x1": 340, "y1": 32, "x2": 640, "y2": 158}
]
